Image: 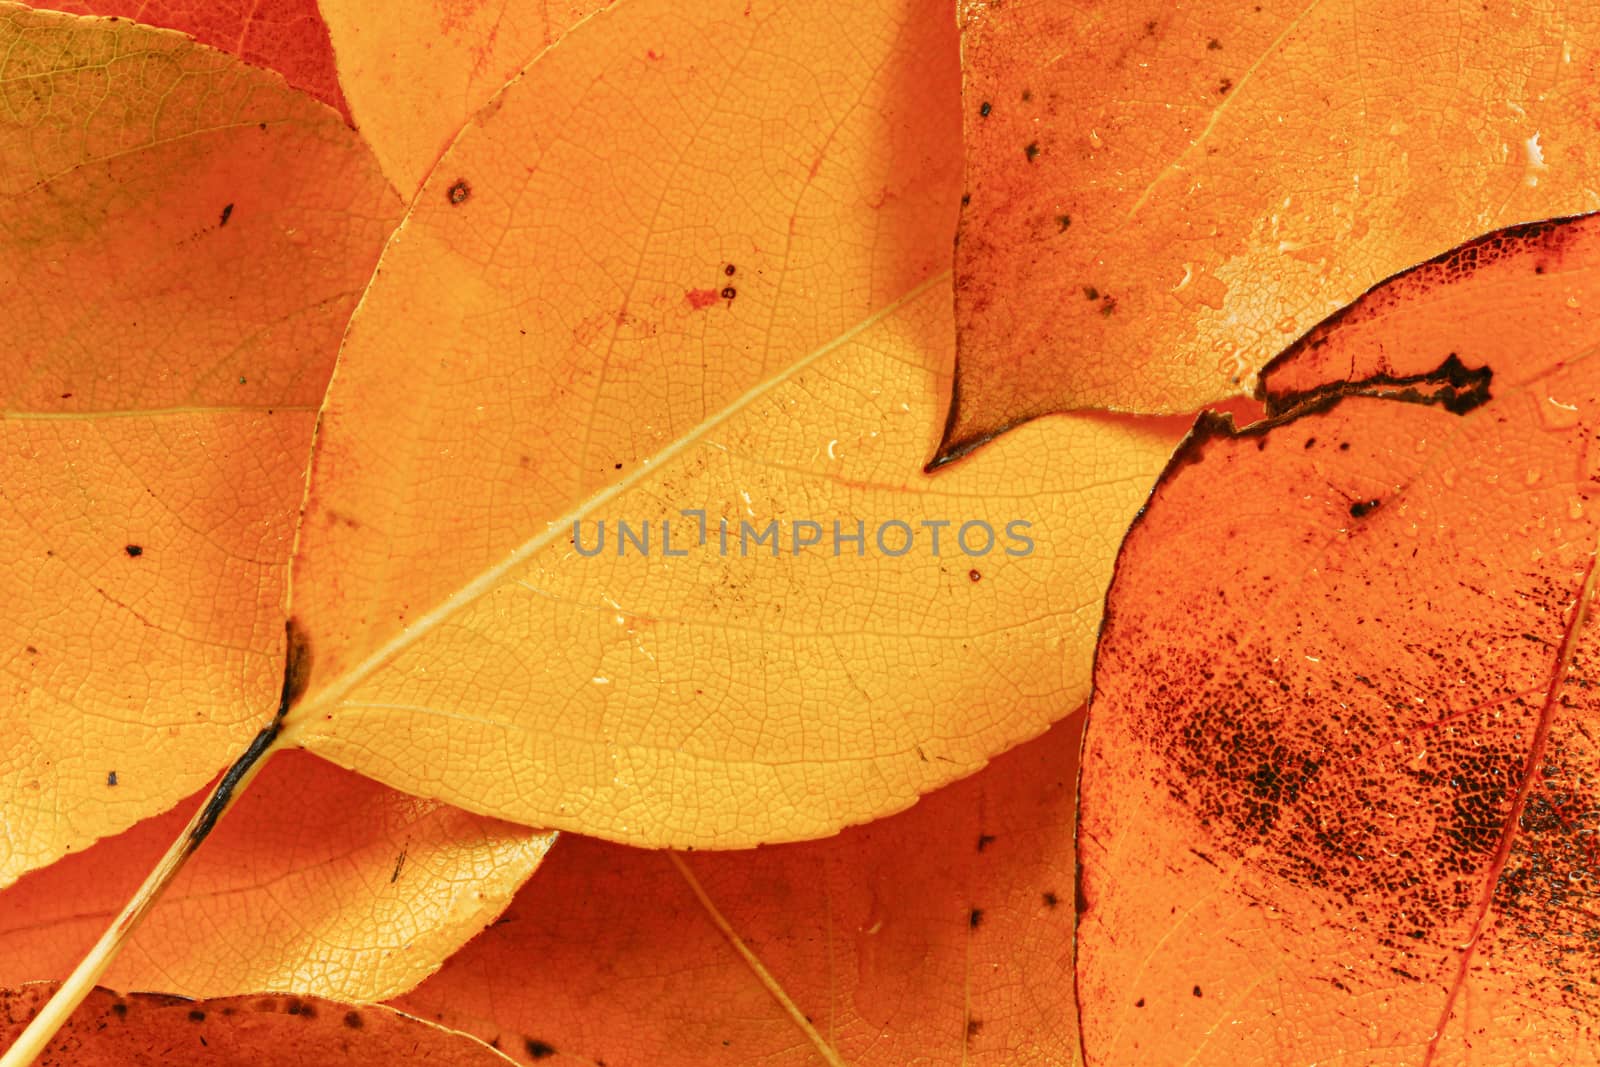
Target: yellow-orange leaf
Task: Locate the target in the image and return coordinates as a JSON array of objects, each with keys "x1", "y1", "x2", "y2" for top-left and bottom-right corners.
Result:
[
  {"x1": 318, "y1": 0, "x2": 609, "y2": 193},
  {"x1": 0, "y1": 3, "x2": 400, "y2": 885},
  {"x1": 392, "y1": 719, "x2": 1082, "y2": 1066},
  {"x1": 276, "y1": 0, "x2": 1183, "y2": 846},
  {"x1": 0, "y1": 751, "x2": 550, "y2": 1003},
  {"x1": 941, "y1": 0, "x2": 1600, "y2": 458},
  {"x1": 0, "y1": 985, "x2": 511, "y2": 1065}
]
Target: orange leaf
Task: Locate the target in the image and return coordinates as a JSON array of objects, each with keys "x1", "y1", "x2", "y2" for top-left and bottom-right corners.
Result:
[
  {"x1": 1079, "y1": 215, "x2": 1600, "y2": 1064},
  {"x1": 0, "y1": 3, "x2": 400, "y2": 885},
  {"x1": 0, "y1": 750, "x2": 550, "y2": 1003},
  {"x1": 941, "y1": 1, "x2": 1600, "y2": 459},
  {"x1": 276, "y1": 0, "x2": 1184, "y2": 846},
  {"x1": 0, "y1": 985, "x2": 510, "y2": 1065},
  {"x1": 392, "y1": 719, "x2": 1082, "y2": 1066},
  {"x1": 318, "y1": 0, "x2": 611, "y2": 193},
  {"x1": 14, "y1": 0, "x2": 350, "y2": 119}
]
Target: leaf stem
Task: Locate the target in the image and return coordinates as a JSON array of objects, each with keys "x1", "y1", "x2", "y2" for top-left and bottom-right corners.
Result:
[{"x1": 0, "y1": 734, "x2": 284, "y2": 1066}]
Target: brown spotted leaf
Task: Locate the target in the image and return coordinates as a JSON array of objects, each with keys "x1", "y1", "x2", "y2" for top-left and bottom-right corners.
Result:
[
  {"x1": 1078, "y1": 214, "x2": 1600, "y2": 1064},
  {"x1": 942, "y1": 0, "x2": 1600, "y2": 459},
  {"x1": 0, "y1": 985, "x2": 511, "y2": 1065}
]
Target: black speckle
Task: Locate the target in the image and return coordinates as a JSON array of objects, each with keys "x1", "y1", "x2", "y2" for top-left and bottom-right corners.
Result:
[
  {"x1": 969, "y1": 907, "x2": 984, "y2": 929},
  {"x1": 614, "y1": 462, "x2": 623, "y2": 470},
  {"x1": 526, "y1": 1038, "x2": 557, "y2": 1059},
  {"x1": 1535, "y1": 263, "x2": 1546, "y2": 274},
  {"x1": 976, "y1": 832, "x2": 995, "y2": 851},
  {"x1": 1145, "y1": 19, "x2": 1158, "y2": 34},
  {"x1": 107, "y1": 771, "x2": 118, "y2": 787},
  {"x1": 724, "y1": 263, "x2": 737, "y2": 276},
  {"x1": 1339, "y1": 442, "x2": 1351, "y2": 451},
  {"x1": 286, "y1": 998, "x2": 314, "y2": 1018},
  {"x1": 1135, "y1": 997, "x2": 1146, "y2": 1008},
  {"x1": 343, "y1": 1011, "x2": 363, "y2": 1030},
  {"x1": 1021, "y1": 89, "x2": 1032, "y2": 102},
  {"x1": 1218, "y1": 78, "x2": 1234, "y2": 95},
  {"x1": 1193, "y1": 985, "x2": 1203, "y2": 998},
  {"x1": 966, "y1": 1017, "x2": 982, "y2": 1037},
  {"x1": 258, "y1": 122, "x2": 267, "y2": 131},
  {"x1": 979, "y1": 101, "x2": 992, "y2": 117},
  {"x1": 219, "y1": 203, "x2": 233, "y2": 227},
  {"x1": 1024, "y1": 142, "x2": 1040, "y2": 162},
  {"x1": 721, "y1": 286, "x2": 737, "y2": 300},
  {"x1": 124, "y1": 544, "x2": 143, "y2": 557},
  {"x1": 1083, "y1": 286, "x2": 1099, "y2": 301},
  {"x1": 188, "y1": 1010, "x2": 206, "y2": 1022},
  {"x1": 447, "y1": 179, "x2": 472, "y2": 205},
  {"x1": 1349, "y1": 499, "x2": 1381, "y2": 519},
  {"x1": 969, "y1": 570, "x2": 982, "y2": 583},
  {"x1": 112, "y1": 1002, "x2": 128, "y2": 1019},
  {"x1": 1042, "y1": 891, "x2": 1059, "y2": 908},
  {"x1": 1208, "y1": 37, "x2": 1222, "y2": 49},
  {"x1": 1056, "y1": 214, "x2": 1071, "y2": 231},
  {"x1": 1303, "y1": 437, "x2": 1316, "y2": 449}
]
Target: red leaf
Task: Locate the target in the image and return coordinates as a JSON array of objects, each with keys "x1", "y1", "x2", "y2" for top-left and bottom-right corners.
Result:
[{"x1": 1079, "y1": 214, "x2": 1600, "y2": 1065}]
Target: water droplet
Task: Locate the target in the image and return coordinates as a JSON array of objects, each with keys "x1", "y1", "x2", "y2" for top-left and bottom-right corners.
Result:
[
  {"x1": 1570, "y1": 496, "x2": 1585, "y2": 520},
  {"x1": 1526, "y1": 468, "x2": 1543, "y2": 486}
]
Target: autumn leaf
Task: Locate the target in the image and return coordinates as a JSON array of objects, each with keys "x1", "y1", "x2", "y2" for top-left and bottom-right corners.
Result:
[
  {"x1": 940, "y1": 0, "x2": 1600, "y2": 460},
  {"x1": 0, "y1": 985, "x2": 510, "y2": 1065},
  {"x1": 0, "y1": 2, "x2": 399, "y2": 885},
  {"x1": 390, "y1": 718, "x2": 1082, "y2": 1067},
  {"x1": 0, "y1": 750, "x2": 550, "y2": 1003},
  {"x1": 276, "y1": 0, "x2": 1183, "y2": 848},
  {"x1": 16, "y1": 0, "x2": 350, "y2": 118},
  {"x1": 318, "y1": 0, "x2": 611, "y2": 193},
  {"x1": 1079, "y1": 214, "x2": 1600, "y2": 1064}
]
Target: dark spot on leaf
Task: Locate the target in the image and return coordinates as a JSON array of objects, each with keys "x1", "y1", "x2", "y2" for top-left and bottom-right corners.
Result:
[
  {"x1": 286, "y1": 998, "x2": 314, "y2": 1017},
  {"x1": 1208, "y1": 37, "x2": 1222, "y2": 49},
  {"x1": 721, "y1": 286, "x2": 737, "y2": 300},
  {"x1": 1304, "y1": 437, "x2": 1316, "y2": 449},
  {"x1": 968, "y1": 907, "x2": 983, "y2": 929},
  {"x1": 969, "y1": 570, "x2": 982, "y2": 583},
  {"x1": 1083, "y1": 286, "x2": 1099, "y2": 301},
  {"x1": 724, "y1": 263, "x2": 737, "y2": 276},
  {"x1": 526, "y1": 1038, "x2": 557, "y2": 1059},
  {"x1": 124, "y1": 544, "x2": 143, "y2": 557},
  {"x1": 447, "y1": 179, "x2": 472, "y2": 205},
  {"x1": 1021, "y1": 89, "x2": 1032, "y2": 102},
  {"x1": 979, "y1": 101, "x2": 991, "y2": 117},
  {"x1": 1024, "y1": 142, "x2": 1040, "y2": 162},
  {"x1": 1056, "y1": 214, "x2": 1071, "y2": 231},
  {"x1": 1145, "y1": 19, "x2": 1158, "y2": 34},
  {"x1": 107, "y1": 771, "x2": 117, "y2": 787},
  {"x1": 219, "y1": 203, "x2": 233, "y2": 227},
  {"x1": 344, "y1": 1011, "x2": 363, "y2": 1030},
  {"x1": 1135, "y1": 997, "x2": 1146, "y2": 1007},
  {"x1": 188, "y1": 1010, "x2": 206, "y2": 1022},
  {"x1": 966, "y1": 1018, "x2": 982, "y2": 1037},
  {"x1": 1340, "y1": 441, "x2": 1351, "y2": 451},
  {"x1": 976, "y1": 832, "x2": 995, "y2": 850},
  {"x1": 1043, "y1": 891, "x2": 1059, "y2": 908},
  {"x1": 112, "y1": 1001, "x2": 128, "y2": 1018},
  {"x1": 1349, "y1": 499, "x2": 1381, "y2": 519},
  {"x1": 1218, "y1": 78, "x2": 1233, "y2": 94},
  {"x1": 1193, "y1": 985, "x2": 1203, "y2": 997}
]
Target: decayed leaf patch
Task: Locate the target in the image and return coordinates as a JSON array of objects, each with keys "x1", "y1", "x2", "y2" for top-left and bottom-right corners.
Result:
[{"x1": 1079, "y1": 214, "x2": 1600, "y2": 1065}]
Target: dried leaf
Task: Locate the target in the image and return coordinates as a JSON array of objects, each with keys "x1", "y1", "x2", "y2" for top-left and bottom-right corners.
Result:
[
  {"x1": 942, "y1": 0, "x2": 1600, "y2": 458},
  {"x1": 394, "y1": 720, "x2": 1081, "y2": 1066},
  {"x1": 1080, "y1": 214, "x2": 1600, "y2": 1065},
  {"x1": 0, "y1": 2, "x2": 399, "y2": 885}
]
